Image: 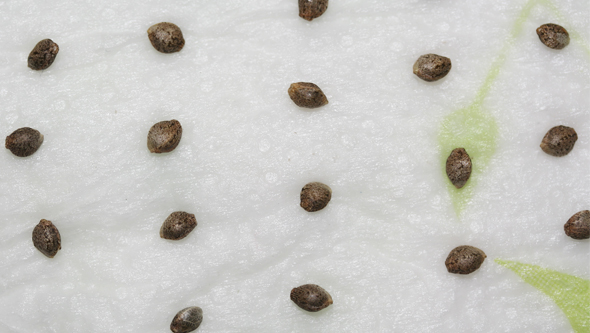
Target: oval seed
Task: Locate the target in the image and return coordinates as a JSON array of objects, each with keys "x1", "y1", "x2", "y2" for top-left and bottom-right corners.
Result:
[
  {"x1": 147, "y1": 22, "x2": 185, "y2": 53},
  {"x1": 288, "y1": 82, "x2": 329, "y2": 109},
  {"x1": 446, "y1": 148, "x2": 472, "y2": 189},
  {"x1": 147, "y1": 120, "x2": 183, "y2": 153},
  {"x1": 540, "y1": 125, "x2": 577, "y2": 157},
  {"x1": 564, "y1": 210, "x2": 590, "y2": 240},
  {"x1": 170, "y1": 307, "x2": 203, "y2": 333},
  {"x1": 32, "y1": 219, "x2": 61, "y2": 258},
  {"x1": 290, "y1": 284, "x2": 333, "y2": 312},
  {"x1": 28, "y1": 39, "x2": 59, "y2": 70},
  {"x1": 445, "y1": 245, "x2": 486, "y2": 275},
  {"x1": 536, "y1": 23, "x2": 569, "y2": 50},
  {"x1": 160, "y1": 211, "x2": 197, "y2": 240},
  {"x1": 298, "y1": 0, "x2": 329, "y2": 21},
  {"x1": 300, "y1": 182, "x2": 332, "y2": 212},
  {"x1": 5, "y1": 127, "x2": 44, "y2": 157},
  {"x1": 413, "y1": 54, "x2": 452, "y2": 82}
]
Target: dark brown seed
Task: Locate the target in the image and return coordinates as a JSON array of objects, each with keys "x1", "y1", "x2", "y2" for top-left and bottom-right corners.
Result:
[
  {"x1": 5, "y1": 127, "x2": 44, "y2": 157},
  {"x1": 540, "y1": 125, "x2": 577, "y2": 157},
  {"x1": 147, "y1": 22, "x2": 185, "y2": 53},
  {"x1": 290, "y1": 284, "x2": 333, "y2": 312},
  {"x1": 536, "y1": 23, "x2": 570, "y2": 50},
  {"x1": 32, "y1": 219, "x2": 61, "y2": 258},
  {"x1": 170, "y1": 306, "x2": 203, "y2": 333},
  {"x1": 28, "y1": 39, "x2": 59, "y2": 70},
  {"x1": 445, "y1": 245, "x2": 486, "y2": 275},
  {"x1": 160, "y1": 211, "x2": 197, "y2": 240},
  {"x1": 147, "y1": 120, "x2": 183, "y2": 153},
  {"x1": 300, "y1": 182, "x2": 332, "y2": 212},
  {"x1": 446, "y1": 148, "x2": 472, "y2": 189},
  {"x1": 564, "y1": 210, "x2": 590, "y2": 240},
  {"x1": 298, "y1": 0, "x2": 329, "y2": 21},
  {"x1": 413, "y1": 54, "x2": 452, "y2": 82},
  {"x1": 288, "y1": 82, "x2": 328, "y2": 109}
]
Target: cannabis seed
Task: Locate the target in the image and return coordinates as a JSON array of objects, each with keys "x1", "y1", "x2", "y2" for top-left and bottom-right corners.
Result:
[
  {"x1": 32, "y1": 219, "x2": 61, "y2": 258},
  {"x1": 298, "y1": 0, "x2": 329, "y2": 21},
  {"x1": 28, "y1": 39, "x2": 59, "y2": 70},
  {"x1": 540, "y1": 125, "x2": 577, "y2": 157},
  {"x1": 446, "y1": 148, "x2": 472, "y2": 189},
  {"x1": 288, "y1": 82, "x2": 328, "y2": 109},
  {"x1": 160, "y1": 211, "x2": 197, "y2": 240},
  {"x1": 413, "y1": 54, "x2": 452, "y2": 82},
  {"x1": 5, "y1": 127, "x2": 44, "y2": 157},
  {"x1": 147, "y1": 22, "x2": 185, "y2": 53},
  {"x1": 147, "y1": 120, "x2": 182, "y2": 153},
  {"x1": 564, "y1": 210, "x2": 589, "y2": 240},
  {"x1": 536, "y1": 23, "x2": 570, "y2": 50},
  {"x1": 445, "y1": 245, "x2": 486, "y2": 275},
  {"x1": 290, "y1": 284, "x2": 333, "y2": 312},
  {"x1": 300, "y1": 182, "x2": 332, "y2": 212},
  {"x1": 170, "y1": 306, "x2": 203, "y2": 333}
]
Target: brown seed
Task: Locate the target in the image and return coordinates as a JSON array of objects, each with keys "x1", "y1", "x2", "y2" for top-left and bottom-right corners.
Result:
[
  {"x1": 147, "y1": 22, "x2": 185, "y2": 53},
  {"x1": 540, "y1": 125, "x2": 577, "y2": 157},
  {"x1": 564, "y1": 210, "x2": 590, "y2": 240},
  {"x1": 446, "y1": 148, "x2": 472, "y2": 189},
  {"x1": 445, "y1": 245, "x2": 486, "y2": 275},
  {"x1": 160, "y1": 211, "x2": 197, "y2": 240},
  {"x1": 147, "y1": 120, "x2": 183, "y2": 153},
  {"x1": 413, "y1": 54, "x2": 452, "y2": 82},
  {"x1": 288, "y1": 82, "x2": 328, "y2": 109},
  {"x1": 300, "y1": 182, "x2": 332, "y2": 212},
  {"x1": 290, "y1": 284, "x2": 333, "y2": 312},
  {"x1": 536, "y1": 23, "x2": 570, "y2": 50},
  {"x1": 298, "y1": 0, "x2": 329, "y2": 21},
  {"x1": 170, "y1": 306, "x2": 203, "y2": 333},
  {"x1": 32, "y1": 219, "x2": 61, "y2": 258},
  {"x1": 28, "y1": 39, "x2": 59, "y2": 70},
  {"x1": 5, "y1": 127, "x2": 44, "y2": 157}
]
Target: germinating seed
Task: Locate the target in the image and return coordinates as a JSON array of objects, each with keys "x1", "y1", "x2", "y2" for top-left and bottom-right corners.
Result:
[
  {"x1": 446, "y1": 148, "x2": 472, "y2": 189},
  {"x1": 32, "y1": 219, "x2": 61, "y2": 258},
  {"x1": 160, "y1": 211, "x2": 197, "y2": 240},
  {"x1": 445, "y1": 245, "x2": 486, "y2": 274},
  {"x1": 536, "y1": 23, "x2": 570, "y2": 50},
  {"x1": 5, "y1": 127, "x2": 44, "y2": 157},
  {"x1": 540, "y1": 125, "x2": 577, "y2": 157},
  {"x1": 564, "y1": 210, "x2": 589, "y2": 240},
  {"x1": 28, "y1": 39, "x2": 59, "y2": 70},
  {"x1": 300, "y1": 182, "x2": 332, "y2": 212},
  {"x1": 288, "y1": 82, "x2": 328, "y2": 109},
  {"x1": 298, "y1": 0, "x2": 329, "y2": 21},
  {"x1": 413, "y1": 54, "x2": 452, "y2": 82},
  {"x1": 147, "y1": 120, "x2": 182, "y2": 153},
  {"x1": 290, "y1": 284, "x2": 333, "y2": 312},
  {"x1": 170, "y1": 307, "x2": 203, "y2": 333},
  {"x1": 148, "y1": 22, "x2": 185, "y2": 53}
]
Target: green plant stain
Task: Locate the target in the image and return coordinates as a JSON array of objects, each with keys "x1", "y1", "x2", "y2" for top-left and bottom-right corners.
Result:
[{"x1": 496, "y1": 259, "x2": 590, "y2": 333}]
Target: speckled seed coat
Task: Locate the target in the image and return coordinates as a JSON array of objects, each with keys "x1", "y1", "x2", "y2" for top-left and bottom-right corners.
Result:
[
  {"x1": 413, "y1": 54, "x2": 452, "y2": 82},
  {"x1": 564, "y1": 210, "x2": 590, "y2": 240},
  {"x1": 445, "y1": 246, "x2": 486, "y2": 274},
  {"x1": 446, "y1": 148, "x2": 472, "y2": 189},
  {"x1": 147, "y1": 120, "x2": 183, "y2": 153},
  {"x1": 147, "y1": 22, "x2": 185, "y2": 53},
  {"x1": 298, "y1": 0, "x2": 329, "y2": 21},
  {"x1": 540, "y1": 125, "x2": 577, "y2": 157},
  {"x1": 170, "y1": 306, "x2": 203, "y2": 333},
  {"x1": 160, "y1": 211, "x2": 197, "y2": 240},
  {"x1": 536, "y1": 23, "x2": 570, "y2": 49},
  {"x1": 28, "y1": 39, "x2": 59, "y2": 70},
  {"x1": 32, "y1": 219, "x2": 61, "y2": 258},
  {"x1": 5, "y1": 127, "x2": 44, "y2": 157},
  {"x1": 300, "y1": 182, "x2": 332, "y2": 212},
  {"x1": 290, "y1": 284, "x2": 333, "y2": 312},
  {"x1": 288, "y1": 82, "x2": 329, "y2": 109}
]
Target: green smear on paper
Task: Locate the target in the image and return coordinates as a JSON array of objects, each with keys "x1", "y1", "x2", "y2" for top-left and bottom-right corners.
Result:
[{"x1": 496, "y1": 259, "x2": 590, "y2": 333}]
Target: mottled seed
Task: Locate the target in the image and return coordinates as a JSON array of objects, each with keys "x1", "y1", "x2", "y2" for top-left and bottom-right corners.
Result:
[
  {"x1": 413, "y1": 54, "x2": 452, "y2": 82},
  {"x1": 564, "y1": 210, "x2": 589, "y2": 240},
  {"x1": 445, "y1": 245, "x2": 486, "y2": 275},
  {"x1": 446, "y1": 148, "x2": 472, "y2": 189},
  {"x1": 32, "y1": 219, "x2": 61, "y2": 258},
  {"x1": 28, "y1": 39, "x2": 59, "y2": 70},
  {"x1": 540, "y1": 125, "x2": 577, "y2": 157},
  {"x1": 288, "y1": 82, "x2": 328, "y2": 109},
  {"x1": 298, "y1": 0, "x2": 329, "y2": 21},
  {"x1": 170, "y1": 307, "x2": 203, "y2": 333},
  {"x1": 147, "y1": 22, "x2": 185, "y2": 53},
  {"x1": 536, "y1": 23, "x2": 570, "y2": 50},
  {"x1": 147, "y1": 120, "x2": 183, "y2": 153},
  {"x1": 5, "y1": 127, "x2": 44, "y2": 157},
  {"x1": 290, "y1": 284, "x2": 333, "y2": 312},
  {"x1": 300, "y1": 182, "x2": 332, "y2": 212},
  {"x1": 160, "y1": 211, "x2": 197, "y2": 240}
]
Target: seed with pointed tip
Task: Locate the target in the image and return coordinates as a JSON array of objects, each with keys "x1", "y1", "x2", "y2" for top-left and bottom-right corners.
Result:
[
  {"x1": 446, "y1": 148, "x2": 472, "y2": 189},
  {"x1": 536, "y1": 23, "x2": 569, "y2": 49},
  {"x1": 445, "y1": 245, "x2": 486, "y2": 274},
  {"x1": 413, "y1": 54, "x2": 452, "y2": 82},
  {"x1": 298, "y1": 0, "x2": 329, "y2": 21},
  {"x1": 540, "y1": 125, "x2": 577, "y2": 157},
  {"x1": 160, "y1": 211, "x2": 197, "y2": 240},
  {"x1": 290, "y1": 284, "x2": 333, "y2": 312},
  {"x1": 5, "y1": 127, "x2": 44, "y2": 157},
  {"x1": 170, "y1": 306, "x2": 203, "y2": 333},
  {"x1": 564, "y1": 210, "x2": 589, "y2": 240},
  {"x1": 147, "y1": 120, "x2": 182, "y2": 153},
  {"x1": 148, "y1": 22, "x2": 185, "y2": 53},
  {"x1": 32, "y1": 219, "x2": 61, "y2": 258},
  {"x1": 28, "y1": 39, "x2": 59, "y2": 70},
  {"x1": 300, "y1": 182, "x2": 332, "y2": 212},
  {"x1": 288, "y1": 82, "x2": 329, "y2": 109}
]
